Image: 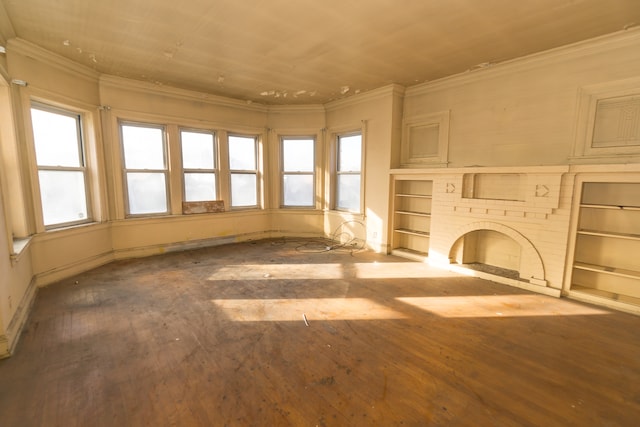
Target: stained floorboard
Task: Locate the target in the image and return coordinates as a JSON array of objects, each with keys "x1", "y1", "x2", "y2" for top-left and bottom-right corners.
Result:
[{"x1": 1, "y1": 238, "x2": 639, "y2": 426}]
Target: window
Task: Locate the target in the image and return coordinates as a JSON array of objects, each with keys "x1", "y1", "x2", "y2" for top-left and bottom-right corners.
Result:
[
  {"x1": 30, "y1": 103, "x2": 89, "y2": 228},
  {"x1": 336, "y1": 133, "x2": 362, "y2": 212},
  {"x1": 228, "y1": 135, "x2": 259, "y2": 208},
  {"x1": 120, "y1": 123, "x2": 168, "y2": 215},
  {"x1": 281, "y1": 137, "x2": 315, "y2": 207},
  {"x1": 181, "y1": 129, "x2": 217, "y2": 201}
]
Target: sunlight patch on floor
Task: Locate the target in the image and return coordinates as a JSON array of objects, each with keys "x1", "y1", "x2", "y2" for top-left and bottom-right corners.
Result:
[
  {"x1": 211, "y1": 298, "x2": 407, "y2": 321},
  {"x1": 397, "y1": 295, "x2": 609, "y2": 318},
  {"x1": 207, "y1": 262, "x2": 455, "y2": 281}
]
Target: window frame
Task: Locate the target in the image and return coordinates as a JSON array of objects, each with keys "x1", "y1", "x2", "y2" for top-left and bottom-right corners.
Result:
[
  {"x1": 280, "y1": 135, "x2": 316, "y2": 208},
  {"x1": 30, "y1": 101, "x2": 92, "y2": 229},
  {"x1": 334, "y1": 131, "x2": 363, "y2": 213},
  {"x1": 179, "y1": 127, "x2": 218, "y2": 202},
  {"x1": 228, "y1": 133, "x2": 260, "y2": 209},
  {"x1": 119, "y1": 121, "x2": 170, "y2": 217}
]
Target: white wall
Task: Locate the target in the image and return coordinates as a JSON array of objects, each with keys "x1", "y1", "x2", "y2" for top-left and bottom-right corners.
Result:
[{"x1": 403, "y1": 29, "x2": 640, "y2": 168}]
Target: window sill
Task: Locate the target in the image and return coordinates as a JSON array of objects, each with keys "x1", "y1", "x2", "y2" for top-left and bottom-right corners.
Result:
[{"x1": 11, "y1": 237, "x2": 32, "y2": 264}]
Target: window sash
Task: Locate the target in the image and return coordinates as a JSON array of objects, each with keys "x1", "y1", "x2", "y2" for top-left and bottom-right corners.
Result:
[
  {"x1": 230, "y1": 172, "x2": 258, "y2": 207},
  {"x1": 31, "y1": 103, "x2": 90, "y2": 228},
  {"x1": 281, "y1": 137, "x2": 315, "y2": 207},
  {"x1": 121, "y1": 122, "x2": 169, "y2": 216},
  {"x1": 335, "y1": 133, "x2": 362, "y2": 212},
  {"x1": 180, "y1": 129, "x2": 217, "y2": 202},
  {"x1": 229, "y1": 135, "x2": 259, "y2": 208}
]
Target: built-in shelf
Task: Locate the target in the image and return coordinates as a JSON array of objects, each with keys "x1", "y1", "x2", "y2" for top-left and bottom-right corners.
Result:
[
  {"x1": 571, "y1": 181, "x2": 640, "y2": 306},
  {"x1": 574, "y1": 262, "x2": 640, "y2": 280},
  {"x1": 394, "y1": 228, "x2": 430, "y2": 237},
  {"x1": 395, "y1": 210, "x2": 431, "y2": 217},
  {"x1": 396, "y1": 193, "x2": 432, "y2": 199},
  {"x1": 580, "y1": 203, "x2": 640, "y2": 211},
  {"x1": 391, "y1": 178, "x2": 433, "y2": 258},
  {"x1": 577, "y1": 229, "x2": 640, "y2": 241}
]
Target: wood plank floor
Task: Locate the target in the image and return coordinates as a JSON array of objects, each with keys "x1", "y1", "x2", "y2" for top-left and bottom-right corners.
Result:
[{"x1": 1, "y1": 238, "x2": 639, "y2": 426}]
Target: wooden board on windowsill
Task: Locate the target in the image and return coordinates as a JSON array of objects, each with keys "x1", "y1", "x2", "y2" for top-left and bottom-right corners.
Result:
[{"x1": 182, "y1": 200, "x2": 225, "y2": 214}]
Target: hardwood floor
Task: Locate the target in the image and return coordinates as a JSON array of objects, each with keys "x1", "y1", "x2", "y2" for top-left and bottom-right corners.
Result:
[{"x1": 1, "y1": 238, "x2": 639, "y2": 426}]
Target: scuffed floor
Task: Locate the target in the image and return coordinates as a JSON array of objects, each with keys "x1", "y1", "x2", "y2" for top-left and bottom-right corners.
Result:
[{"x1": 1, "y1": 238, "x2": 639, "y2": 426}]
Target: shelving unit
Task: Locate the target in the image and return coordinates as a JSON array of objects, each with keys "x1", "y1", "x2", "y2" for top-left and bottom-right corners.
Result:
[
  {"x1": 571, "y1": 182, "x2": 640, "y2": 305},
  {"x1": 391, "y1": 179, "x2": 433, "y2": 261}
]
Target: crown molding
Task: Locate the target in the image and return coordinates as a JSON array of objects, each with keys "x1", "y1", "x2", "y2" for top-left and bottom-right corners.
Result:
[
  {"x1": 7, "y1": 38, "x2": 99, "y2": 83},
  {"x1": 0, "y1": 1, "x2": 16, "y2": 44},
  {"x1": 267, "y1": 104, "x2": 326, "y2": 114},
  {"x1": 406, "y1": 27, "x2": 640, "y2": 97},
  {"x1": 99, "y1": 75, "x2": 269, "y2": 113},
  {"x1": 325, "y1": 83, "x2": 405, "y2": 111}
]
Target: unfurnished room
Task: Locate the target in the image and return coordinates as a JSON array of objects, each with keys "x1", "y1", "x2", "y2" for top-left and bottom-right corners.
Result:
[{"x1": 1, "y1": 1, "x2": 640, "y2": 426}]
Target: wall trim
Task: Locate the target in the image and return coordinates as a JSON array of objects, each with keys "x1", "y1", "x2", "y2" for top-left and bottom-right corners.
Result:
[
  {"x1": 0, "y1": 277, "x2": 37, "y2": 359},
  {"x1": 406, "y1": 28, "x2": 640, "y2": 97},
  {"x1": 325, "y1": 84, "x2": 405, "y2": 112},
  {"x1": 7, "y1": 38, "x2": 100, "y2": 84},
  {"x1": 34, "y1": 252, "x2": 114, "y2": 287},
  {"x1": 99, "y1": 75, "x2": 269, "y2": 113}
]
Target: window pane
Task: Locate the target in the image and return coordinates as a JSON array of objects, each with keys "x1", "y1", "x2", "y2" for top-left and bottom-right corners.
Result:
[
  {"x1": 337, "y1": 174, "x2": 361, "y2": 211},
  {"x1": 231, "y1": 173, "x2": 257, "y2": 206},
  {"x1": 283, "y1": 138, "x2": 314, "y2": 172},
  {"x1": 184, "y1": 173, "x2": 216, "y2": 201},
  {"x1": 31, "y1": 108, "x2": 81, "y2": 167},
  {"x1": 229, "y1": 136, "x2": 256, "y2": 170},
  {"x1": 338, "y1": 134, "x2": 362, "y2": 172},
  {"x1": 283, "y1": 174, "x2": 314, "y2": 206},
  {"x1": 126, "y1": 172, "x2": 167, "y2": 214},
  {"x1": 38, "y1": 170, "x2": 87, "y2": 226},
  {"x1": 181, "y1": 131, "x2": 215, "y2": 169},
  {"x1": 122, "y1": 125, "x2": 165, "y2": 169}
]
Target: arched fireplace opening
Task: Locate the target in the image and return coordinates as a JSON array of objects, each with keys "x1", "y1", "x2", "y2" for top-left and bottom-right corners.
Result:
[
  {"x1": 450, "y1": 230, "x2": 521, "y2": 280},
  {"x1": 446, "y1": 222, "x2": 547, "y2": 287}
]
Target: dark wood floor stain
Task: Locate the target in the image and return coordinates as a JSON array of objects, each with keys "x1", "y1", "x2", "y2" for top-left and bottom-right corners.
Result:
[{"x1": 1, "y1": 238, "x2": 639, "y2": 426}]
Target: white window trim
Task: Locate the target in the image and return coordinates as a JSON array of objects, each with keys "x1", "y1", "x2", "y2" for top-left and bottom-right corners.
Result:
[
  {"x1": 280, "y1": 135, "x2": 316, "y2": 208},
  {"x1": 180, "y1": 127, "x2": 218, "y2": 202},
  {"x1": 228, "y1": 133, "x2": 260, "y2": 209},
  {"x1": 31, "y1": 101, "x2": 92, "y2": 229},
  {"x1": 119, "y1": 121, "x2": 170, "y2": 217},
  {"x1": 334, "y1": 131, "x2": 364, "y2": 213}
]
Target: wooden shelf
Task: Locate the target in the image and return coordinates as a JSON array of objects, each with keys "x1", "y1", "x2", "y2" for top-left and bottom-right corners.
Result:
[
  {"x1": 571, "y1": 181, "x2": 640, "y2": 306},
  {"x1": 396, "y1": 193, "x2": 432, "y2": 199},
  {"x1": 580, "y1": 204, "x2": 640, "y2": 211},
  {"x1": 577, "y1": 229, "x2": 640, "y2": 241},
  {"x1": 573, "y1": 262, "x2": 640, "y2": 280},
  {"x1": 392, "y1": 178, "x2": 433, "y2": 260},
  {"x1": 395, "y1": 210, "x2": 431, "y2": 217},
  {"x1": 394, "y1": 228, "x2": 430, "y2": 237}
]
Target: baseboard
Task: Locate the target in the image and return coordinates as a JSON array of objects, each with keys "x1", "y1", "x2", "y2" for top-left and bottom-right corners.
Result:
[
  {"x1": 112, "y1": 231, "x2": 287, "y2": 260},
  {"x1": 567, "y1": 290, "x2": 640, "y2": 316},
  {"x1": 34, "y1": 252, "x2": 115, "y2": 287},
  {"x1": 0, "y1": 334, "x2": 9, "y2": 359},
  {"x1": 0, "y1": 277, "x2": 38, "y2": 359},
  {"x1": 112, "y1": 230, "x2": 334, "y2": 260}
]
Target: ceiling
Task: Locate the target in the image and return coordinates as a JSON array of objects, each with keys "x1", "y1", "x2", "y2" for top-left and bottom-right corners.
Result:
[{"x1": 1, "y1": 0, "x2": 640, "y2": 105}]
